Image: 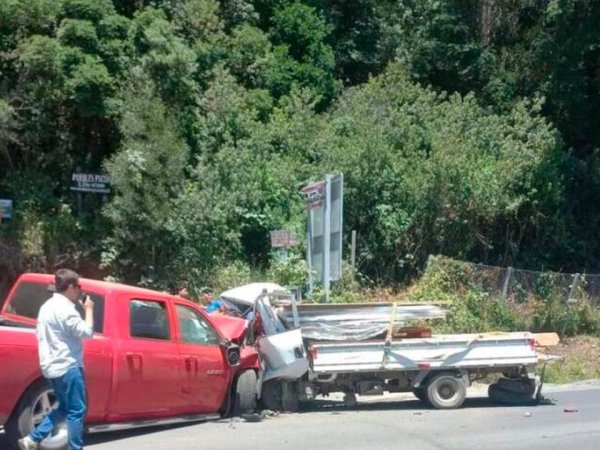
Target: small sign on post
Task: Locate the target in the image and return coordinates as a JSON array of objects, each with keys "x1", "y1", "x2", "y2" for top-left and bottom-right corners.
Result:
[
  {"x1": 70, "y1": 173, "x2": 111, "y2": 194},
  {"x1": 301, "y1": 181, "x2": 325, "y2": 209},
  {"x1": 270, "y1": 230, "x2": 298, "y2": 248},
  {"x1": 270, "y1": 230, "x2": 298, "y2": 262},
  {"x1": 0, "y1": 198, "x2": 14, "y2": 222}
]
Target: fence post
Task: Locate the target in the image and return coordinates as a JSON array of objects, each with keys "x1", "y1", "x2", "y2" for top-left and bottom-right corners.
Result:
[
  {"x1": 502, "y1": 266, "x2": 513, "y2": 301},
  {"x1": 568, "y1": 273, "x2": 580, "y2": 305}
]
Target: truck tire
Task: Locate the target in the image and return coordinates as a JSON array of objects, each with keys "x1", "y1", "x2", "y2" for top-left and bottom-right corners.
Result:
[
  {"x1": 426, "y1": 373, "x2": 467, "y2": 409},
  {"x1": 496, "y1": 377, "x2": 536, "y2": 396},
  {"x1": 233, "y1": 370, "x2": 257, "y2": 415},
  {"x1": 488, "y1": 383, "x2": 536, "y2": 406},
  {"x1": 412, "y1": 388, "x2": 429, "y2": 403},
  {"x1": 5, "y1": 379, "x2": 68, "y2": 450},
  {"x1": 260, "y1": 379, "x2": 283, "y2": 411},
  {"x1": 280, "y1": 381, "x2": 300, "y2": 412}
]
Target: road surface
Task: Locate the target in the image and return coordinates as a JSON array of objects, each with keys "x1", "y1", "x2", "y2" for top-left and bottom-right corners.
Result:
[{"x1": 2, "y1": 384, "x2": 599, "y2": 450}]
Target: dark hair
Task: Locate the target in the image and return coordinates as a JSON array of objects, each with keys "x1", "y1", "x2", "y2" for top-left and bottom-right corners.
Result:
[
  {"x1": 55, "y1": 268, "x2": 79, "y2": 292},
  {"x1": 201, "y1": 287, "x2": 213, "y2": 294}
]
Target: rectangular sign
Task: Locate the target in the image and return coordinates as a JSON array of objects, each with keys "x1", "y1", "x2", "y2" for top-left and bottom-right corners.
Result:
[
  {"x1": 304, "y1": 174, "x2": 344, "y2": 299},
  {"x1": 270, "y1": 230, "x2": 299, "y2": 248},
  {"x1": 302, "y1": 181, "x2": 325, "y2": 209},
  {"x1": 0, "y1": 198, "x2": 13, "y2": 221},
  {"x1": 70, "y1": 173, "x2": 111, "y2": 194}
]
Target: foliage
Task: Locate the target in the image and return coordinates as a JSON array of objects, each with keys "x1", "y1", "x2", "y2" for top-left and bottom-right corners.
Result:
[
  {"x1": 210, "y1": 260, "x2": 253, "y2": 293},
  {"x1": 102, "y1": 71, "x2": 188, "y2": 285},
  {"x1": 266, "y1": 253, "x2": 308, "y2": 290},
  {"x1": 319, "y1": 65, "x2": 563, "y2": 281},
  {"x1": 2, "y1": 0, "x2": 600, "y2": 305}
]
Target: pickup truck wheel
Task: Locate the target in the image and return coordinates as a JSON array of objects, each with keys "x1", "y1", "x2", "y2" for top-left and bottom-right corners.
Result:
[
  {"x1": 6, "y1": 380, "x2": 68, "y2": 450},
  {"x1": 426, "y1": 373, "x2": 467, "y2": 409},
  {"x1": 233, "y1": 370, "x2": 257, "y2": 415}
]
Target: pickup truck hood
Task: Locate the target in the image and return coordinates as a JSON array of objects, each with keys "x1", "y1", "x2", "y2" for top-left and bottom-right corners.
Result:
[
  {"x1": 220, "y1": 282, "x2": 286, "y2": 306},
  {"x1": 210, "y1": 314, "x2": 248, "y2": 342}
]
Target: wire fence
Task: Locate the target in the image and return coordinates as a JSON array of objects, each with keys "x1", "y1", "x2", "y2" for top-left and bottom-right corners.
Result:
[{"x1": 428, "y1": 257, "x2": 600, "y2": 306}]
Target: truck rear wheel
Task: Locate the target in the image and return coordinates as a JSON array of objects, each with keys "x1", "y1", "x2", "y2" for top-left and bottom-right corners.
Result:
[
  {"x1": 412, "y1": 388, "x2": 428, "y2": 403},
  {"x1": 426, "y1": 373, "x2": 467, "y2": 409},
  {"x1": 232, "y1": 370, "x2": 257, "y2": 415},
  {"x1": 6, "y1": 379, "x2": 68, "y2": 450}
]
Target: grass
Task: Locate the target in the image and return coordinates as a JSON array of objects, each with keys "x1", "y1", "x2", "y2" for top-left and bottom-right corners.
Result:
[{"x1": 542, "y1": 336, "x2": 600, "y2": 384}]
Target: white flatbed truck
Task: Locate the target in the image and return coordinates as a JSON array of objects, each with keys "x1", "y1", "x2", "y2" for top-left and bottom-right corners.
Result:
[{"x1": 246, "y1": 291, "x2": 556, "y2": 411}]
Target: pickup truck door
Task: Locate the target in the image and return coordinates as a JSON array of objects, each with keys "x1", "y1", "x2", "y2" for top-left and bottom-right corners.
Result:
[
  {"x1": 252, "y1": 296, "x2": 309, "y2": 382},
  {"x1": 174, "y1": 303, "x2": 229, "y2": 413},
  {"x1": 111, "y1": 298, "x2": 185, "y2": 419}
]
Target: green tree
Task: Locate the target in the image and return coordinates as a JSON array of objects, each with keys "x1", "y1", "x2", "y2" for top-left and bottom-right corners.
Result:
[
  {"x1": 318, "y1": 64, "x2": 564, "y2": 281},
  {"x1": 263, "y1": 2, "x2": 338, "y2": 103},
  {"x1": 103, "y1": 71, "x2": 189, "y2": 284}
]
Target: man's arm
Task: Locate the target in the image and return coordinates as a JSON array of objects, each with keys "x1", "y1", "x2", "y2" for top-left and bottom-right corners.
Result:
[
  {"x1": 65, "y1": 296, "x2": 94, "y2": 338},
  {"x1": 81, "y1": 295, "x2": 94, "y2": 332}
]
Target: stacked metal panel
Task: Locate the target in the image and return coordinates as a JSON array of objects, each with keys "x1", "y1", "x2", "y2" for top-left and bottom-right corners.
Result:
[{"x1": 278, "y1": 303, "x2": 448, "y2": 341}]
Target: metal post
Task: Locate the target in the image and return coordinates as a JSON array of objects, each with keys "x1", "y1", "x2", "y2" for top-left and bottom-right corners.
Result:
[
  {"x1": 307, "y1": 208, "x2": 314, "y2": 298},
  {"x1": 502, "y1": 266, "x2": 513, "y2": 300},
  {"x1": 568, "y1": 273, "x2": 580, "y2": 305},
  {"x1": 323, "y1": 174, "x2": 332, "y2": 303},
  {"x1": 351, "y1": 230, "x2": 357, "y2": 275},
  {"x1": 338, "y1": 173, "x2": 344, "y2": 281},
  {"x1": 291, "y1": 289, "x2": 301, "y2": 329}
]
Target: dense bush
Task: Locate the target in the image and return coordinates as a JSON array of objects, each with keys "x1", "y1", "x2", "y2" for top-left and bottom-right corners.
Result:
[{"x1": 2, "y1": 0, "x2": 600, "y2": 299}]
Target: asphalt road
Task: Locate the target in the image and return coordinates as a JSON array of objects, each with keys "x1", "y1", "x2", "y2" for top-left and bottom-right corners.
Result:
[{"x1": 2, "y1": 385, "x2": 599, "y2": 450}]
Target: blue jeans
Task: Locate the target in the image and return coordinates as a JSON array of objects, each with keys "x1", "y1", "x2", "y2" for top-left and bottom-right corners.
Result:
[{"x1": 29, "y1": 367, "x2": 86, "y2": 450}]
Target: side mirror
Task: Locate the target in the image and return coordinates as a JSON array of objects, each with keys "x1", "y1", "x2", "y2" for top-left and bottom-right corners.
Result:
[{"x1": 219, "y1": 338, "x2": 232, "y2": 348}]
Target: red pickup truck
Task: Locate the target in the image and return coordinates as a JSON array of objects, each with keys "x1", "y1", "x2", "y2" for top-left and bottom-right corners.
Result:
[{"x1": 0, "y1": 273, "x2": 260, "y2": 450}]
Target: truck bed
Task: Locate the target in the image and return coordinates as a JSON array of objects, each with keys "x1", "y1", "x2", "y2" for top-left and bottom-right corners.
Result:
[{"x1": 309, "y1": 332, "x2": 538, "y2": 373}]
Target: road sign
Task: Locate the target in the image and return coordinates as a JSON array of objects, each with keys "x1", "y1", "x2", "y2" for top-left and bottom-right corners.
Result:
[
  {"x1": 270, "y1": 230, "x2": 299, "y2": 248},
  {"x1": 303, "y1": 174, "x2": 344, "y2": 301},
  {"x1": 70, "y1": 173, "x2": 111, "y2": 194},
  {"x1": 301, "y1": 180, "x2": 325, "y2": 209},
  {"x1": 0, "y1": 198, "x2": 13, "y2": 222}
]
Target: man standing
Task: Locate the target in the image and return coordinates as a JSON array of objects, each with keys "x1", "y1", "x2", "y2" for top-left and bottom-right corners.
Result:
[{"x1": 19, "y1": 269, "x2": 94, "y2": 450}]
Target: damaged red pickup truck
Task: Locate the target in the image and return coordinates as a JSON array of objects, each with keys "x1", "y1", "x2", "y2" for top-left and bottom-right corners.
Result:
[{"x1": 0, "y1": 273, "x2": 259, "y2": 450}]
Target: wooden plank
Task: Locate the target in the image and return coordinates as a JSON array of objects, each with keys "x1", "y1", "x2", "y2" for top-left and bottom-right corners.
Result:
[{"x1": 532, "y1": 332, "x2": 560, "y2": 347}]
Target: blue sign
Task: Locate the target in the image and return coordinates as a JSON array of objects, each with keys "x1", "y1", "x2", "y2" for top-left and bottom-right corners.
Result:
[{"x1": 0, "y1": 198, "x2": 13, "y2": 221}]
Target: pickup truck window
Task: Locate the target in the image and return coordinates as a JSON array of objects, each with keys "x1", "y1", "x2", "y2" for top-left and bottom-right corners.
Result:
[
  {"x1": 175, "y1": 304, "x2": 219, "y2": 345},
  {"x1": 130, "y1": 300, "x2": 170, "y2": 340},
  {"x1": 6, "y1": 281, "x2": 105, "y2": 333}
]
